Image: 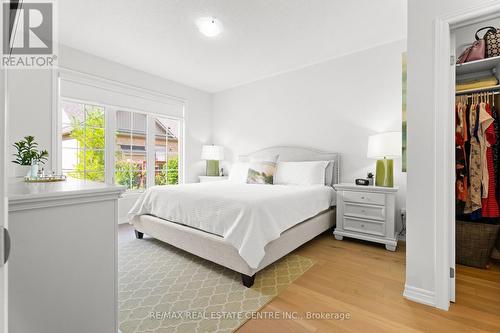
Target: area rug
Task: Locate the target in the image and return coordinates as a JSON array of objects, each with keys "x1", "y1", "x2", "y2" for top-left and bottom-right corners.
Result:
[{"x1": 118, "y1": 237, "x2": 314, "y2": 333}]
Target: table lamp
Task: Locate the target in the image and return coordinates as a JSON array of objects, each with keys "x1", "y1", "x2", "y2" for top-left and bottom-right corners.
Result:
[
  {"x1": 201, "y1": 145, "x2": 224, "y2": 176},
  {"x1": 367, "y1": 132, "x2": 402, "y2": 187}
]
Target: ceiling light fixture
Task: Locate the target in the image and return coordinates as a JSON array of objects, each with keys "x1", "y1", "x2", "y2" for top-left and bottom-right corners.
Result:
[{"x1": 196, "y1": 17, "x2": 223, "y2": 37}]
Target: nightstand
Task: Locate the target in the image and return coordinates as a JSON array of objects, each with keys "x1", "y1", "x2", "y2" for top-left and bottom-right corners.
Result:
[
  {"x1": 198, "y1": 176, "x2": 228, "y2": 183},
  {"x1": 333, "y1": 183, "x2": 399, "y2": 251}
]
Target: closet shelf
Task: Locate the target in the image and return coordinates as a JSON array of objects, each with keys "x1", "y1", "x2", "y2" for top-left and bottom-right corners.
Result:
[
  {"x1": 456, "y1": 56, "x2": 500, "y2": 76},
  {"x1": 456, "y1": 85, "x2": 500, "y2": 95}
]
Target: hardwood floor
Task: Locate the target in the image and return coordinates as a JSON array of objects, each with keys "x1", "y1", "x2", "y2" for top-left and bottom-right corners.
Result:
[
  {"x1": 237, "y1": 234, "x2": 500, "y2": 333},
  {"x1": 118, "y1": 224, "x2": 500, "y2": 333}
]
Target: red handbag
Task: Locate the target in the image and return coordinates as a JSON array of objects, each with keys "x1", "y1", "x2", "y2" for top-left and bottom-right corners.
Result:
[{"x1": 457, "y1": 39, "x2": 486, "y2": 64}]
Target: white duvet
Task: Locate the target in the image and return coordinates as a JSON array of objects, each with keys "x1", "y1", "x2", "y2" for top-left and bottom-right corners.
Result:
[{"x1": 128, "y1": 181, "x2": 334, "y2": 269}]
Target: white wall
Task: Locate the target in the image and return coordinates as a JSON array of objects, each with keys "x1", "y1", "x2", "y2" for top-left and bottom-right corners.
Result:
[
  {"x1": 7, "y1": 69, "x2": 54, "y2": 177},
  {"x1": 212, "y1": 40, "x2": 407, "y2": 231},
  {"x1": 406, "y1": 0, "x2": 495, "y2": 308}
]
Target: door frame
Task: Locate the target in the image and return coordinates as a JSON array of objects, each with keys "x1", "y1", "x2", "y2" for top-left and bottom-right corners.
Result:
[
  {"x1": 434, "y1": 1, "x2": 500, "y2": 311},
  {"x1": 0, "y1": 69, "x2": 6, "y2": 333}
]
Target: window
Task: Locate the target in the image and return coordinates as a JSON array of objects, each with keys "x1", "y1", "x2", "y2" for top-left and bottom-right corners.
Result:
[
  {"x1": 61, "y1": 101, "x2": 105, "y2": 182},
  {"x1": 154, "y1": 116, "x2": 180, "y2": 186},
  {"x1": 115, "y1": 110, "x2": 147, "y2": 190},
  {"x1": 60, "y1": 99, "x2": 182, "y2": 191}
]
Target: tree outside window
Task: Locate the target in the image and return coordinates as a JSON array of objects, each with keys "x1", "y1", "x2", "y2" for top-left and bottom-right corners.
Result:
[{"x1": 63, "y1": 103, "x2": 105, "y2": 182}]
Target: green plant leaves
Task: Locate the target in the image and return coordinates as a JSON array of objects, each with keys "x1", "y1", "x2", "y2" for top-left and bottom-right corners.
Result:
[{"x1": 12, "y1": 136, "x2": 48, "y2": 166}]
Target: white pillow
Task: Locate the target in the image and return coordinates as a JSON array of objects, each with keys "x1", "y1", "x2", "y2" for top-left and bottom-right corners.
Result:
[
  {"x1": 250, "y1": 154, "x2": 279, "y2": 163},
  {"x1": 228, "y1": 162, "x2": 250, "y2": 183},
  {"x1": 274, "y1": 161, "x2": 330, "y2": 186}
]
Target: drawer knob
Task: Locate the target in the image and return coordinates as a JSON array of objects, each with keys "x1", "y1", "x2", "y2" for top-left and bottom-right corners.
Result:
[
  {"x1": 361, "y1": 209, "x2": 366, "y2": 213},
  {"x1": 361, "y1": 196, "x2": 365, "y2": 199},
  {"x1": 361, "y1": 224, "x2": 365, "y2": 227}
]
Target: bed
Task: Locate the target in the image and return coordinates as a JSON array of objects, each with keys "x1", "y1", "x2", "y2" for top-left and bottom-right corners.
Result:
[{"x1": 129, "y1": 146, "x2": 340, "y2": 287}]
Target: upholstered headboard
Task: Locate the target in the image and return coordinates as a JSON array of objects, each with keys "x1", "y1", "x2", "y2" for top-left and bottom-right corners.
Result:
[{"x1": 238, "y1": 146, "x2": 340, "y2": 187}]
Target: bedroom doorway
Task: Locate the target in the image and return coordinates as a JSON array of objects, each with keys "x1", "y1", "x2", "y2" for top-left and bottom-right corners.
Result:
[{"x1": 435, "y1": 2, "x2": 500, "y2": 310}]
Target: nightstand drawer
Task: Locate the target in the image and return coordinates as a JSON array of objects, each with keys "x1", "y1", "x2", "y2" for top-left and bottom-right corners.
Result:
[
  {"x1": 344, "y1": 202, "x2": 385, "y2": 221},
  {"x1": 343, "y1": 217, "x2": 385, "y2": 236},
  {"x1": 343, "y1": 191, "x2": 385, "y2": 206}
]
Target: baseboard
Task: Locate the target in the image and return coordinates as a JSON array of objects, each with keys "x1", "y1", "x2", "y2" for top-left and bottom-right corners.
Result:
[{"x1": 403, "y1": 284, "x2": 436, "y2": 307}]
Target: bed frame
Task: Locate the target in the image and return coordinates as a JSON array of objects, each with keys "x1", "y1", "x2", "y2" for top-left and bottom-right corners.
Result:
[{"x1": 132, "y1": 146, "x2": 340, "y2": 287}]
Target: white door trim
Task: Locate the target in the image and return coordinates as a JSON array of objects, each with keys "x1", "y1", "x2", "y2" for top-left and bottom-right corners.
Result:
[
  {"x1": 0, "y1": 67, "x2": 8, "y2": 333},
  {"x1": 433, "y1": 0, "x2": 500, "y2": 311}
]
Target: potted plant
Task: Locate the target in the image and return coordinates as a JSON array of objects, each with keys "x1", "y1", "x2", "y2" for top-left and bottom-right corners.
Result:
[{"x1": 12, "y1": 136, "x2": 49, "y2": 178}]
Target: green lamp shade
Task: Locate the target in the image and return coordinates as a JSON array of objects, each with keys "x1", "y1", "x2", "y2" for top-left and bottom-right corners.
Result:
[
  {"x1": 206, "y1": 160, "x2": 219, "y2": 176},
  {"x1": 375, "y1": 159, "x2": 394, "y2": 187}
]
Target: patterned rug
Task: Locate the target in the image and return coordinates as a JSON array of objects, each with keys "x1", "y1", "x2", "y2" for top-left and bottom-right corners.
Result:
[{"x1": 118, "y1": 237, "x2": 314, "y2": 333}]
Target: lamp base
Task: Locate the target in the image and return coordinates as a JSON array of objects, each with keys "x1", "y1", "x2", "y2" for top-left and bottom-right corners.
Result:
[
  {"x1": 206, "y1": 160, "x2": 219, "y2": 176},
  {"x1": 375, "y1": 159, "x2": 394, "y2": 187}
]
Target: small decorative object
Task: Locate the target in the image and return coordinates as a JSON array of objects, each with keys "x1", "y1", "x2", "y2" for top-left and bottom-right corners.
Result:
[
  {"x1": 201, "y1": 145, "x2": 224, "y2": 176},
  {"x1": 24, "y1": 174, "x2": 67, "y2": 183},
  {"x1": 12, "y1": 136, "x2": 49, "y2": 178},
  {"x1": 355, "y1": 178, "x2": 370, "y2": 186},
  {"x1": 367, "y1": 132, "x2": 402, "y2": 187},
  {"x1": 220, "y1": 168, "x2": 224, "y2": 177},
  {"x1": 367, "y1": 172, "x2": 374, "y2": 185}
]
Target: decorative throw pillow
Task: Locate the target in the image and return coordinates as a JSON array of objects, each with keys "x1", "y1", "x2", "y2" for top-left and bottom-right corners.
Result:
[{"x1": 246, "y1": 155, "x2": 279, "y2": 184}]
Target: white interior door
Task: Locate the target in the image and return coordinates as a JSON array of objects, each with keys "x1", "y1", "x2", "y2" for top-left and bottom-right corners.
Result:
[{"x1": 0, "y1": 68, "x2": 8, "y2": 333}]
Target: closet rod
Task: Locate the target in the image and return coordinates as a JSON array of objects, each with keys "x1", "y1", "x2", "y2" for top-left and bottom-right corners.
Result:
[{"x1": 456, "y1": 84, "x2": 500, "y2": 95}]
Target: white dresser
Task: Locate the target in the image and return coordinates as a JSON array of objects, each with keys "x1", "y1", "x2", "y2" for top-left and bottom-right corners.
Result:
[
  {"x1": 8, "y1": 179, "x2": 125, "y2": 333},
  {"x1": 333, "y1": 183, "x2": 399, "y2": 251},
  {"x1": 198, "y1": 176, "x2": 228, "y2": 183}
]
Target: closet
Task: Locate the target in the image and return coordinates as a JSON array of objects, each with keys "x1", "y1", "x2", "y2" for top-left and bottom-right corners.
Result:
[{"x1": 453, "y1": 19, "x2": 500, "y2": 302}]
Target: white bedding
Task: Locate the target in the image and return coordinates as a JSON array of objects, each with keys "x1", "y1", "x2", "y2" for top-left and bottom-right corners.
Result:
[{"x1": 128, "y1": 182, "x2": 334, "y2": 269}]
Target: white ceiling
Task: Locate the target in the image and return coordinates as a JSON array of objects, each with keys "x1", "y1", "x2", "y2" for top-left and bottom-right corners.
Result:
[{"x1": 59, "y1": 0, "x2": 407, "y2": 93}]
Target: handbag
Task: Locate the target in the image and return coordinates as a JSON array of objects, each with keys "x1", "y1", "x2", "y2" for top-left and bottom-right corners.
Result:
[
  {"x1": 457, "y1": 39, "x2": 486, "y2": 64},
  {"x1": 476, "y1": 26, "x2": 500, "y2": 58}
]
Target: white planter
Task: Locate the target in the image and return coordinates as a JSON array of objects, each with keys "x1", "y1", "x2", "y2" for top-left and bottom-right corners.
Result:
[
  {"x1": 13, "y1": 165, "x2": 30, "y2": 178},
  {"x1": 30, "y1": 163, "x2": 39, "y2": 178}
]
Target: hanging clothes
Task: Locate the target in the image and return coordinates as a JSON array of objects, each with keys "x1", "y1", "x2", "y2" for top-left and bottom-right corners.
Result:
[
  {"x1": 493, "y1": 104, "x2": 500, "y2": 201},
  {"x1": 456, "y1": 101, "x2": 468, "y2": 202},
  {"x1": 456, "y1": 92, "x2": 500, "y2": 220},
  {"x1": 464, "y1": 101, "x2": 482, "y2": 215},
  {"x1": 481, "y1": 102, "x2": 500, "y2": 217},
  {"x1": 478, "y1": 102, "x2": 494, "y2": 197}
]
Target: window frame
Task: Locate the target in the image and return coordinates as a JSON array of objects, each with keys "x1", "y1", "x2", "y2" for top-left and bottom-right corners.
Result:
[{"x1": 57, "y1": 97, "x2": 184, "y2": 192}]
